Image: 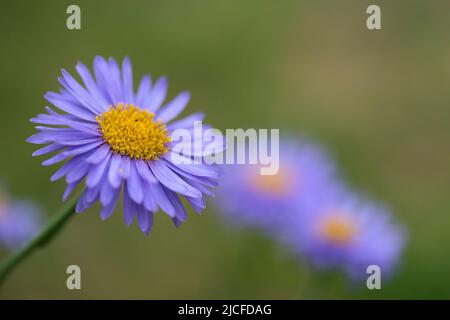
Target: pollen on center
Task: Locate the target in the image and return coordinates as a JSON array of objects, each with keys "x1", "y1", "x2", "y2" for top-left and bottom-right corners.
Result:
[
  {"x1": 318, "y1": 213, "x2": 357, "y2": 245},
  {"x1": 96, "y1": 104, "x2": 171, "y2": 160},
  {"x1": 249, "y1": 167, "x2": 293, "y2": 195}
]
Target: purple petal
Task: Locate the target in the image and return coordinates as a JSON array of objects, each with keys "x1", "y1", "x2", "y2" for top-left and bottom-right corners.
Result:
[
  {"x1": 32, "y1": 143, "x2": 65, "y2": 157},
  {"x1": 93, "y1": 56, "x2": 115, "y2": 104},
  {"x1": 75, "y1": 62, "x2": 109, "y2": 111},
  {"x1": 183, "y1": 178, "x2": 215, "y2": 197},
  {"x1": 44, "y1": 91, "x2": 96, "y2": 122},
  {"x1": 148, "y1": 182, "x2": 176, "y2": 218},
  {"x1": 65, "y1": 159, "x2": 91, "y2": 184},
  {"x1": 123, "y1": 190, "x2": 136, "y2": 226},
  {"x1": 75, "y1": 190, "x2": 90, "y2": 213},
  {"x1": 165, "y1": 190, "x2": 187, "y2": 221},
  {"x1": 137, "y1": 206, "x2": 153, "y2": 235},
  {"x1": 86, "y1": 144, "x2": 111, "y2": 164},
  {"x1": 31, "y1": 114, "x2": 99, "y2": 135},
  {"x1": 51, "y1": 155, "x2": 84, "y2": 182},
  {"x1": 108, "y1": 57, "x2": 124, "y2": 103},
  {"x1": 59, "y1": 69, "x2": 102, "y2": 114},
  {"x1": 149, "y1": 160, "x2": 202, "y2": 198},
  {"x1": 42, "y1": 152, "x2": 70, "y2": 166},
  {"x1": 122, "y1": 57, "x2": 134, "y2": 103},
  {"x1": 93, "y1": 56, "x2": 123, "y2": 104},
  {"x1": 29, "y1": 128, "x2": 99, "y2": 146},
  {"x1": 86, "y1": 184, "x2": 101, "y2": 204},
  {"x1": 172, "y1": 217, "x2": 184, "y2": 228},
  {"x1": 157, "y1": 91, "x2": 190, "y2": 123},
  {"x1": 100, "y1": 196, "x2": 119, "y2": 221},
  {"x1": 135, "y1": 75, "x2": 151, "y2": 106},
  {"x1": 163, "y1": 153, "x2": 219, "y2": 178},
  {"x1": 171, "y1": 136, "x2": 225, "y2": 157},
  {"x1": 118, "y1": 156, "x2": 131, "y2": 179},
  {"x1": 27, "y1": 133, "x2": 52, "y2": 144},
  {"x1": 108, "y1": 153, "x2": 122, "y2": 188},
  {"x1": 86, "y1": 150, "x2": 112, "y2": 188},
  {"x1": 142, "y1": 181, "x2": 158, "y2": 212},
  {"x1": 100, "y1": 178, "x2": 119, "y2": 206},
  {"x1": 167, "y1": 112, "x2": 205, "y2": 130},
  {"x1": 63, "y1": 181, "x2": 81, "y2": 201},
  {"x1": 185, "y1": 195, "x2": 206, "y2": 214},
  {"x1": 165, "y1": 160, "x2": 218, "y2": 188},
  {"x1": 125, "y1": 162, "x2": 144, "y2": 204},
  {"x1": 143, "y1": 76, "x2": 167, "y2": 112},
  {"x1": 60, "y1": 140, "x2": 103, "y2": 158},
  {"x1": 135, "y1": 160, "x2": 158, "y2": 184},
  {"x1": 57, "y1": 138, "x2": 102, "y2": 147}
]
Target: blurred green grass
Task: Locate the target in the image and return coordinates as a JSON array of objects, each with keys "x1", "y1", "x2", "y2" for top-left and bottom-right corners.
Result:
[{"x1": 1, "y1": 0, "x2": 450, "y2": 298}]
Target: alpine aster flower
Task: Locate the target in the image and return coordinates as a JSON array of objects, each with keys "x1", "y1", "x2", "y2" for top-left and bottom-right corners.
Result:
[
  {"x1": 282, "y1": 194, "x2": 406, "y2": 280},
  {"x1": 216, "y1": 139, "x2": 340, "y2": 233},
  {"x1": 0, "y1": 190, "x2": 41, "y2": 250},
  {"x1": 28, "y1": 56, "x2": 221, "y2": 235}
]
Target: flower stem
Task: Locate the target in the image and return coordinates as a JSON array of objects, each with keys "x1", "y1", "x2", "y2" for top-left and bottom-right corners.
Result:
[{"x1": 0, "y1": 194, "x2": 80, "y2": 286}]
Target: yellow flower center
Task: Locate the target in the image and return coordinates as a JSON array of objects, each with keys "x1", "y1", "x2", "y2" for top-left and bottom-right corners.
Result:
[
  {"x1": 318, "y1": 214, "x2": 357, "y2": 245},
  {"x1": 97, "y1": 104, "x2": 171, "y2": 160},
  {"x1": 249, "y1": 167, "x2": 292, "y2": 195}
]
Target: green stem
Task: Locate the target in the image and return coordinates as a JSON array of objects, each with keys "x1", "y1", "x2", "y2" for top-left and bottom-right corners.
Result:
[{"x1": 0, "y1": 194, "x2": 80, "y2": 286}]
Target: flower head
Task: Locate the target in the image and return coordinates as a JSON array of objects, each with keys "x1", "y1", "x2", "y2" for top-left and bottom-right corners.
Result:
[
  {"x1": 216, "y1": 138, "x2": 340, "y2": 233},
  {"x1": 0, "y1": 190, "x2": 41, "y2": 250},
  {"x1": 28, "y1": 56, "x2": 222, "y2": 235},
  {"x1": 283, "y1": 193, "x2": 406, "y2": 280}
]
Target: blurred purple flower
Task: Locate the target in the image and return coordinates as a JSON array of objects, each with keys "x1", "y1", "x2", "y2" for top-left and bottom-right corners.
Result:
[
  {"x1": 216, "y1": 137, "x2": 406, "y2": 281},
  {"x1": 281, "y1": 193, "x2": 406, "y2": 280},
  {"x1": 28, "y1": 56, "x2": 221, "y2": 235},
  {"x1": 216, "y1": 138, "x2": 341, "y2": 233},
  {"x1": 0, "y1": 192, "x2": 41, "y2": 250}
]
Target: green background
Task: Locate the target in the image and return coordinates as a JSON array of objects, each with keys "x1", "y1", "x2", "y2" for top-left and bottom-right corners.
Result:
[{"x1": 1, "y1": 0, "x2": 449, "y2": 298}]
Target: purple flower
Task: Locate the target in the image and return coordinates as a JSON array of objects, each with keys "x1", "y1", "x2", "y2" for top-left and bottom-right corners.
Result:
[
  {"x1": 0, "y1": 192, "x2": 41, "y2": 250},
  {"x1": 216, "y1": 137, "x2": 406, "y2": 281},
  {"x1": 28, "y1": 56, "x2": 221, "y2": 235},
  {"x1": 282, "y1": 193, "x2": 406, "y2": 280},
  {"x1": 216, "y1": 138, "x2": 340, "y2": 233}
]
